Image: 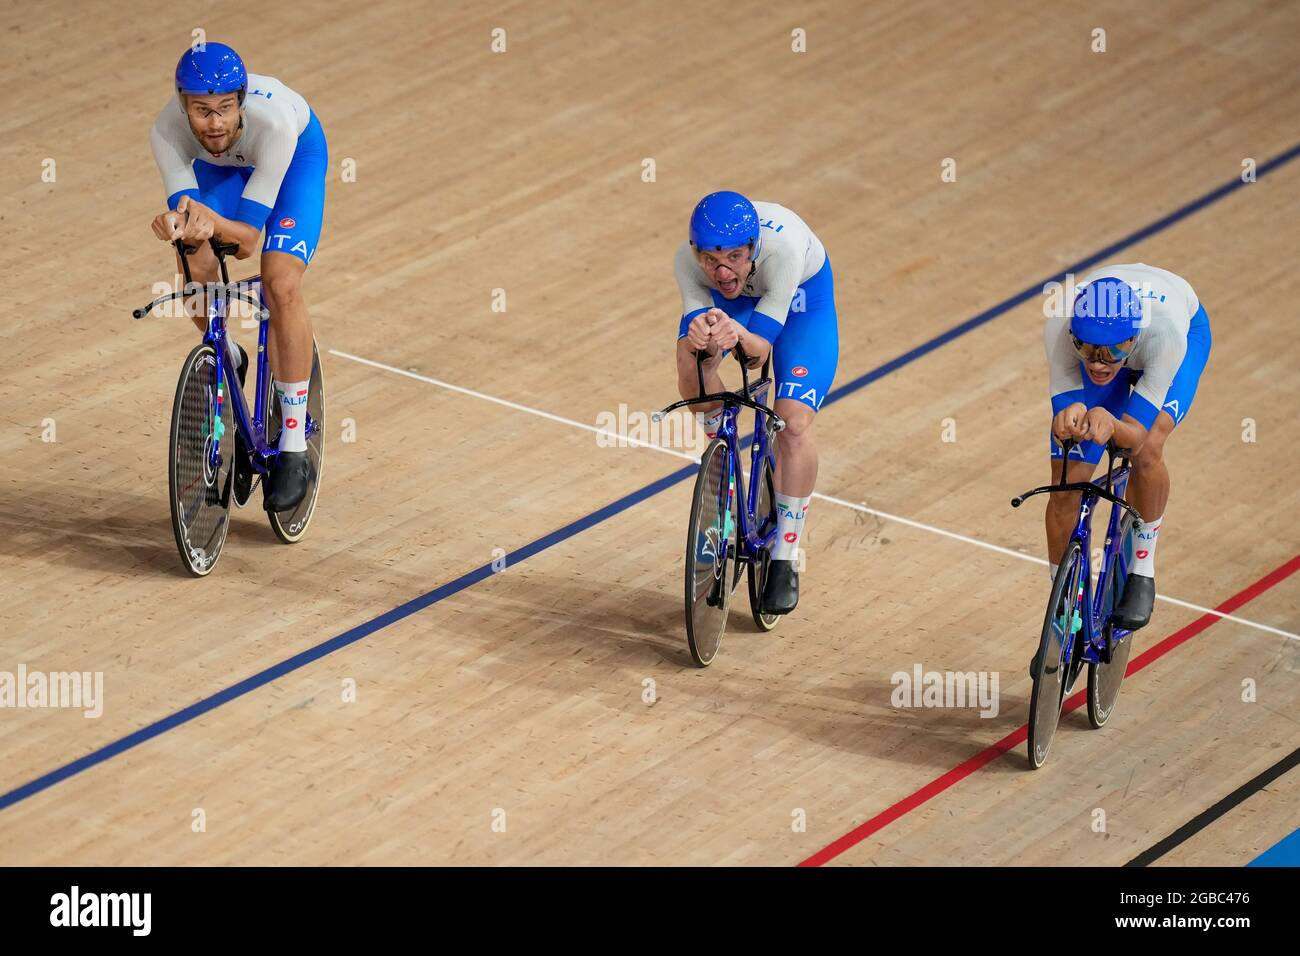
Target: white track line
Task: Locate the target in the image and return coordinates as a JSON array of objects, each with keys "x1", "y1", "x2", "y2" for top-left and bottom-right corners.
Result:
[
  {"x1": 811, "y1": 491, "x2": 1042, "y2": 565},
  {"x1": 1147, "y1": 595, "x2": 1298, "y2": 641},
  {"x1": 329, "y1": 349, "x2": 697, "y2": 461},
  {"x1": 330, "y1": 348, "x2": 1299, "y2": 642},
  {"x1": 814, "y1": 493, "x2": 1300, "y2": 641}
]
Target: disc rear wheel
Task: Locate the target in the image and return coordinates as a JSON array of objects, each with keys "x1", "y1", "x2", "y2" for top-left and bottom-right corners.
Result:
[
  {"x1": 266, "y1": 339, "x2": 325, "y2": 543},
  {"x1": 747, "y1": 455, "x2": 780, "y2": 632},
  {"x1": 1089, "y1": 512, "x2": 1137, "y2": 728}
]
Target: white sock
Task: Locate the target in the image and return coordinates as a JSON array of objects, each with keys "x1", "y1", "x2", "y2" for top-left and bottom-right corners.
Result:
[
  {"x1": 275, "y1": 379, "x2": 310, "y2": 453},
  {"x1": 1132, "y1": 514, "x2": 1163, "y2": 577},
  {"x1": 696, "y1": 408, "x2": 725, "y2": 440},
  {"x1": 1048, "y1": 562, "x2": 1058, "y2": 583},
  {"x1": 771, "y1": 494, "x2": 811, "y2": 561}
]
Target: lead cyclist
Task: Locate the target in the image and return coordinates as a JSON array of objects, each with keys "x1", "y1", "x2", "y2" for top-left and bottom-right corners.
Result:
[
  {"x1": 673, "y1": 191, "x2": 840, "y2": 616},
  {"x1": 148, "y1": 41, "x2": 327, "y2": 512}
]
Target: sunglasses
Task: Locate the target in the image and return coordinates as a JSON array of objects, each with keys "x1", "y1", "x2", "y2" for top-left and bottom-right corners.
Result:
[{"x1": 1071, "y1": 333, "x2": 1134, "y2": 366}]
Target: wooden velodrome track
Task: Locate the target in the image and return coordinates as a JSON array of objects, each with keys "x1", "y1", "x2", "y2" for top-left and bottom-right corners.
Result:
[{"x1": 1, "y1": 0, "x2": 1297, "y2": 866}]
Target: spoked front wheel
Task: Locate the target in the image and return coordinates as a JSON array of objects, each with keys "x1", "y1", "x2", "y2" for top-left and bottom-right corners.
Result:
[
  {"x1": 684, "y1": 439, "x2": 738, "y2": 666},
  {"x1": 265, "y1": 339, "x2": 325, "y2": 543},
  {"x1": 1028, "y1": 541, "x2": 1084, "y2": 769},
  {"x1": 747, "y1": 454, "x2": 780, "y2": 632},
  {"x1": 1089, "y1": 512, "x2": 1137, "y2": 728},
  {"x1": 169, "y1": 343, "x2": 235, "y2": 577}
]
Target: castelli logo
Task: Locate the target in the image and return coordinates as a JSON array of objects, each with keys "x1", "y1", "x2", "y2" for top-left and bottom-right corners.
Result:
[
  {"x1": 286, "y1": 418, "x2": 299, "y2": 429},
  {"x1": 792, "y1": 366, "x2": 808, "y2": 378},
  {"x1": 280, "y1": 217, "x2": 296, "y2": 228},
  {"x1": 1136, "y1": 550, "x2": 1149, "y2": 559},
  {"x1": 783, "y1": 532, "x2": 798, "y2": 543}
]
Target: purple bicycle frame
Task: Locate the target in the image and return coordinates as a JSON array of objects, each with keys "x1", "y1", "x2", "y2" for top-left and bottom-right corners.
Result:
[
  {"x1": 1064, "y1": 458, "x2": 1135, "y2": 666},
  {"x1": 713, "y1": 375, "x2": 779, "y2": 566},
  {"x1": 133, "y1": 239, "x2": 317, "y2": 479},
  {"x1": 203, "y1": 275, "x2": 276, "y2": 476}
]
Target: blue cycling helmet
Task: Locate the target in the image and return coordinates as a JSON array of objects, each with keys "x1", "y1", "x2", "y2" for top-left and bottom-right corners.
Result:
[
  {"x1": 1070, "y1": 277, "x2": 1143, "y2": 345},
  {"x1": 689, "y1": 191, "x2": 761, "y2": 256},
  {"x1": 175, "y1": 42, "x2": 247, "y2": 102}
]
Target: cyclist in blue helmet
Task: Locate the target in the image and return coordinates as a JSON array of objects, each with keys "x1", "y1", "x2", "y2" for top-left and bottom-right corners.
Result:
[
  {"x1": 149, "y1": 42, "x2": 329, "y2": 513},
  {"x1": 674, "y1": 191, "x2": 841, "y2": 616},
  {"x1": 1041, "y1": 264, "x2": 1213, "y2": 646}
]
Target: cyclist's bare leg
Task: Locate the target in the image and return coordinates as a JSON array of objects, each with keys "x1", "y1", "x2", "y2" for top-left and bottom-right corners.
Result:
[
  {"x1": 676, "y1": 345, "x2": 726, "y2": 414},
  {"x1": 176, "y1": 243, "x2": 218, "y2": 336},
  {"x1": 772, "y1": 399, "x2": 816, "y2": 498},
  {"x1": 1127, "y1": 411, "x2": 1175, "y2": 523},
  {"x1": 260, "y1": 251, "x2": 313, "y2": 382},
  {"x1": 1044, "y1": 456, "x2": 1099, "y2": 565}
]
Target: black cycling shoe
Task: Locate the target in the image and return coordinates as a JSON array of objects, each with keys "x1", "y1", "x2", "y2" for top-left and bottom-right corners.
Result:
[
  {"x1": 1113, "y1": 573, "x2": 1155, "y2": 630},
  {"x1": 760, "y1": 559, "x2": 799, "y2": 615},
  {"x1": 231, "y1": 345, "x2": 254, "y2": 507},
  {"x1": 1029, "y1": 649, "x2": 1041, "y2": 681},
  {"x1": 264, "y1": 449, "x2": 314, "y2": 513}
]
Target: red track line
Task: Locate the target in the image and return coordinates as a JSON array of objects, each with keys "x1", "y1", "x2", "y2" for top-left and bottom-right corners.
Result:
[{"x1": 798, "y1": 553, "x2": 1300, "y2": 867}]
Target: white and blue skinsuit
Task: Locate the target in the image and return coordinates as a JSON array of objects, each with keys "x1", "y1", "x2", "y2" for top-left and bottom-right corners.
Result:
[
  {"x1": 675, "y1": 201, "x2": 839, "y2": 412},
  {"x1": 150, "y1": 73, "x2": 327, "y2": 266},
  {"x1": 1047, "y1": 262, "x2": 1212, "y2": 463}
]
